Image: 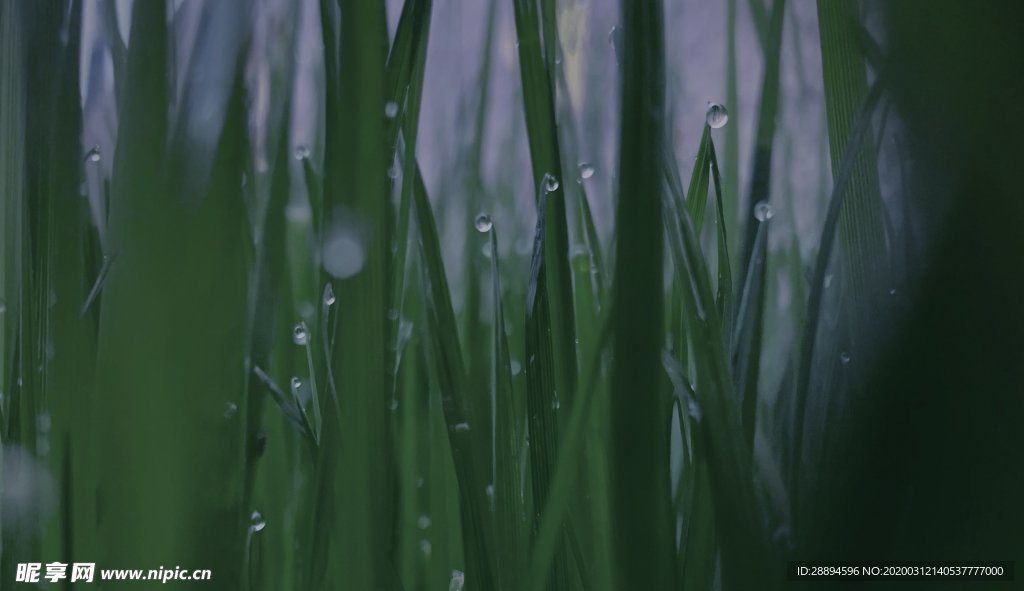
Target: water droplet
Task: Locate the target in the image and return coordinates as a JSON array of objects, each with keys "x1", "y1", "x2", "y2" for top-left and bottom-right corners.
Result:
[
  {"x1": 420, "y1": 539, "x2": 432, "y2": 556},
  {"x1": 223, "y1": 402, "x2": 238, "y2": 419},
  {"x1": 481, "y1": 241, "x2": 493, "y2": 259},
  {"x1": 687, "y1": 398, "x2": 703, "y2": 422},
  {"x1": 551, "y1": 396, "x2": 561, "y2": 410},
  {"x1": 474, "y1": 213, "x2": 493, "y2": 233},
  {"x1": 705, "y1": 102, "x2": 729, "y2": 129},
  {"x1": 250, "y1": 511, "x2": 266, "y2": 533},
  {"x1": 485, "y1": 484, "x2": 495, "y2": 512},
  {"x1": 323, "y1": 283, "x2": 336, "y2": 306},
  {"x1": 824, "y1": 274, "x2": 834, "y2": 289},
  {"x1": 454, "y1": 422, "x2": 470, "y2": 432},
  {"x1": 293, "y1": 146, "x2": 310, "y2": 160},
  {"x1": 84, "y1": 145, "x2": 101, "y2": 163},
  {"x1": 543, "y1": 173, "x2": 560, "y2": 193},
  {"x1": 36, "y1": 413, "x2": 52, "y2": 433},
  {"x1": 888, "y1": 287, "x2": 897, "y2": 296},
  {"x1": 290, "y1": 377, "x2": 302, "y2": 393},
  {"x1": 387, "y1": 166, "x2": 400, "y2": 180},
  {"x1": 387, "y1": 308, "x2": 400, "y2": 321},
  {"x1": 322, "y1": 226, "x2": 367, "y2": 279},
  {"x1": 388, "y1": 398, "x2": 399, "y2": 411},
  {"x1": 510, "y1": 360, "x2": 522, "y2": 375},
  {"x1": 449, "y1": 570, "x2": 465, "y2": 591},
  {"x1": 417, "y1": 515, "x2": 431, "y2": 529},
  {"x1": 384, "y1": 101, "x2": 399, "y2": 118},
  {"x1": 578, "y1": 162, "x2": 595, "y2": 179},
  {"x1": 840, "y1": 351, "x2": 851, "y2": 365},
  {"x1": 293, "y1": 323, "x2": 309, "y2": 346},
  {"x1": 753, "y1": 200, "x2": 774, "y2": 221}
]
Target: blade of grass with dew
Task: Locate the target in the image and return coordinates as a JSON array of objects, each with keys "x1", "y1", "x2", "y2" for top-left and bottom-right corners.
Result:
[
  {"x1": 610, "y1": 0, "x2": 675, "y2": 588},
  {"x1": 738, "y1": 0, "x2": 785, "y2": 270},
  {"x1": 791, "y1": 75, "x2": 884, "y2": 539},
  {"x1": 93, "y1": 0, "x2": 251, "y2": 581},
  {"x1": 512, "y1": 0, "x2": 578, "y2": 414},
  {"x1": 732, "y1": 219, "x2": 768, "y2": 449},
  {"x1": 487, "y1": 227, "x2": 527, "y2": 589},
  {"x1": 816, "y1": 0, "x2": 889, "y2": 341},
  {"x1": 320, "y1": 0, "x2": 395, "y2": 587},
  {"x1": 662, "y1": 159, "x2": 773, "y2": 591},
  {"x1": 411, "y1": 162, "x2": 499, "y2": 589}
]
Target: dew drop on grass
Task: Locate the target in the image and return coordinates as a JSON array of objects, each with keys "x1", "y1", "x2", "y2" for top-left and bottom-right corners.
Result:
[
  {"x1": 454, "y1": 422, "x2": 470, "y2": 432},
  {"x1": 250, "y1": 511, "x2": 266, "y2": 533},
  {"x1": 486, "y1": 484, "x2": 495, "y2": 512},
  {"x1": 387, "y1": 308, "x2": 399, "y2": 321},
  {"x1": 481, "y1": 241, "x2": 493, "y2": 259},
  {"x1": 293, "y1": 146, "x2": 310, "y2": 160},
  {"x1": 889, "y1": 287, "x2": 897, "y2": 296},
  {"x1": 84, "y1": 145, "x2": 102, "y2": 163},
  {"x1": 387, "y1": 166, "x2": 400, "y2": 180},
  {"x1": 543, "y1": 173, "x2": 560, "y2": 193},
  {"x1": 420, "y1": 540, "x2": 432, "y2": 557},
  {"x1": 388, "y1": 398, "x2": 399, "y2": 412},
  {"x1": 840, "y1": 351, "x2": 851, "y2": 365},
  {"x1": 223, "y1": 402, "x2": 238, "y2": 419},
  {"x1": 705, "y1": 102, "x2": 729, "y2": 129},
  {"x1": 753, "y1": 200, "x2": 774, "y2": 221},
  {"x1": 384, "y1": 100, "x2": 399, "y2": 118},
  {"x1": 417, "y1": 515, "x2": 431, "y2": 529},
  {"x1": 449, "y1": 570, "x2": 465, "y2": 591},
  {"x1": 578, "y1": 162, "x2": 595, "y2": 179},
  {"x1": 292, "y1": 323, "x2": 309, "y2": 345},
  {"x1": 290, "y1": 377, "x2": 302, "y2": 393},
  {"x1": 510, "y1": 359, "x2": 522, "y2": 375},
  {"x1": 687, "y1": 398, "x2": 703, "y2": 422},
  {"x1": 824, "y1": 274, "x2": 834, "y2": 289},
  {"x1": 551, "y1": 396, "x2": 561, "y2": 410},
  {"x1": 474, "y1": 213, "x2": 493, "y2": 233},
  {"x1": 323, "y1": 283, "x2": 336, "y2": 306}
]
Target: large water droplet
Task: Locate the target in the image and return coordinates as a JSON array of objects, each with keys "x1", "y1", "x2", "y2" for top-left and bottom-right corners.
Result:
[
  {"x1": 474, "y1": 213, "x2": 493, "y2": 233},
  {"x1": 417, "y1": 515, "x2": 431, "y2": 529},
  {"x1": 384, "y1": 101, "x2": 399, "y2": 119},
  {"x1": 84, "y1": 145, "x2": 102, "y2": 163},
  {"x1": 753, "y1": 201, "x2": 774, "y2": 221},
  {"x1": 224, "y1": 402, "x2": 238, "y2": 419},
  {"x1": 250, "y1": 511, "x2": 266, "y2": 533},
  {"x1": 293, "y1": 323, "x2": 309, "y2": 346},
  {"x1": 449, "y1": 570, "x2": 465, "y2": 591},
  {"x1": 293, "y1": 146, "x2": 310, "y2": 161},
  {"x1": 705, "y1": 103, "x2": 729, "y2": 129},
  {"x1": 578, "y1": 162, "x2": 595, "y2": 179},
  {"x1": 543, "y1": 173, "x2": 560, "y2": 193}
]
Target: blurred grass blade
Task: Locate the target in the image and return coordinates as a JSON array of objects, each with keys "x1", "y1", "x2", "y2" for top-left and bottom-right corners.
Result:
[
  {"x1": 791, "y1": 75, "x2": 885, "y2": 526},
  {"x1": 685, "y1": 125, "x2": 712, "y2": 231},
  {"x1": 709, "y1": 140, "x2": 734, "y2": 332},
  {"x1": 731, "y1": 219, "x2": 768, "y2": 449}
]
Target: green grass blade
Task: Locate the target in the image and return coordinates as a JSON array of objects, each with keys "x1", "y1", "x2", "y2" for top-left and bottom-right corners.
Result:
[
  {"x1": 685, "y1": 125, "x2": 712, "y2": 231},
  {"x1": 412, "y1": 163, "x2": 498, "y2": 590},
  {"x1": 610, "y1": 1, "x2": 674, "y2": 589}
]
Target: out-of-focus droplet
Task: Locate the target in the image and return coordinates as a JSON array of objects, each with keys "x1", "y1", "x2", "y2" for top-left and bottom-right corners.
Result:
[
  {"x1": 840, "y1": 351, "x2": 851, "y2": 365},
  {"x1": 474, "y1": 213, "x2": 493, "y2": 233},
  {"x1": 705, "y1": 102, "x2": 729, "y2": 129},
  {"x1": 449, "y1": 570, "x2": 465, "y2": 591},
  {"x1": 417, "y1": 515, "x2": 431, "y2": 529},
  {"x1": 322, "y1": 226, "x2": 367, "y2": 279},
  {"x1": 250, "y1": 511, "x2": 266, "y2": 533},
  {"x1": 290, "y1": 377, "x2": 302, "y2": 393},
  {"x1": 293, "y1": 146, "x2": 310, "y2": 160},
  {"x1": 753, "y1": 201, "x2": 774, "y2": 222},
  {"x1": 384, "y1": 101, "x2": 399, "y2": 118},
  {"x1": 84, "y1": 146, "x2": 101, "y2": 163},
  {"x1": 578, "y1": 162, "x2": 595, "y2": 179},
  {"x1": 224, "y1": 402, "x2": 238, "y2": 419}
]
